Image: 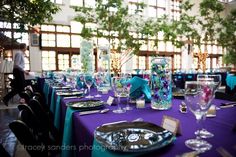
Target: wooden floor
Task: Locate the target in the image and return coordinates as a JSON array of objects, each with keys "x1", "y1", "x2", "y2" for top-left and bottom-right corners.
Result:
[{"x1": 0, "y1": 99, "x2": 30, "y2": 157}]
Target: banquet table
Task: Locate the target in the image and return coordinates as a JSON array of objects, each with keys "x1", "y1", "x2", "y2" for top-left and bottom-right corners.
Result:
[
  {"x1": 60, "y1": 94, "x2": 236, "y2": 157},
  {"x1": 42, "y1": 79, "x2": 236, "y2": 157}
]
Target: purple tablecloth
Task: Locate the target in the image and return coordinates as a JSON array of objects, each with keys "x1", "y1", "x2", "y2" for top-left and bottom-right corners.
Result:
[{"x1": 58, "y1": 90, "x2": 236, "y2": 157}]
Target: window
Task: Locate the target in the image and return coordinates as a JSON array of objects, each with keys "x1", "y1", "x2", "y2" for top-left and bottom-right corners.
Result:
[
  {"x1": 57, "y1": 34, "x2": 70, "y2": 47},
  {"x1": 139, "y1": 56, "x2": 146, "y2": 69},
  {"x1": 24, "y1": 50, "x2": 30, "y2": 71},
  {"x1": 85, "y1": 0, "x2": 96, "y2": 8},
  {"x1": 41, "y1": 33, "x2": 56, "y2": 47},
  {"x1": 71, "y1": 54, "x2": 81, "y2": 70},
  {"x1": 58, "y1": 53, "x2": 70, "y2": 70},
  {"x1": 56, "y1": 25, "x2": 70, "y2": 33},
  {"x1": 42, "y1": 51, "x2": 56, "y2": 71},
  {"x1": 171, "y1": 0, "x2": 181, "y2": 20},
  {"x1": 148, "y1": 6, "x2": 157, "y2": 17},
  {"x1": 70, "y1": 0, "x2": 83, "y2": 6},
  {"x1": 50, "y1": 0, "x2": 63, "y2": 4},
  {"x1": 71, "y1": 35, "x2": 81, "y2": 48},
  {"x1": 41, "y1": 25, "x2": 55, "y2": 31},
  {"x1": 174, "y1": 54, "x2": 181, "y2": 69},
  {"x1": 71, "y1": 21, "x2": 83, "y2": 33},
  {"x1": 157, "y1": 0, "x2": 166, "y2": 8}
]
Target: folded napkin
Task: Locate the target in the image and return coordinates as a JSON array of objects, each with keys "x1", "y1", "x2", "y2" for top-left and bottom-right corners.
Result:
[
  {"x1": 76, "y1": 75, "x2": 85, "y2": 88},
  {"x1": 49, "y1": 71, "x2": 54, "y2": 79},
  {"x1": 126, "y1": 76, "x2": 151, "y2": 102}
]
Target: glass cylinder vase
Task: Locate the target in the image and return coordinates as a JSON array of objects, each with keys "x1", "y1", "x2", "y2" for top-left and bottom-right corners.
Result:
[
  {"x1": 97, "y1": 45, "x2": 112, "y2": 91},
  {"x1": 151, "y1": 57, "x2": 172, "y2": 110}
]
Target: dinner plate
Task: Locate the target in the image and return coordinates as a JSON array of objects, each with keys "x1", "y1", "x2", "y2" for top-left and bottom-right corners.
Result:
[
  {"x1": 66, "y1": 100, "x2": 104, "y2": 110},
  {"x1": 94, "y1": 121, "x2": 176, "y2": 153}
]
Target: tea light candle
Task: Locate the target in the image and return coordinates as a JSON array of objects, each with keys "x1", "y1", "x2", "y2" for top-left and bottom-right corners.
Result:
[
  {"x1": 101, "y1": 89, "x2": 108, "y2": 94},
  {"x1": 136, "y1": 99, "x2": 145, "y2": 108}
]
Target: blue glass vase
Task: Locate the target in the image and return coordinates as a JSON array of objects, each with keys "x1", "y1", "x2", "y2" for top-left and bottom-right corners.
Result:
[{"x1": 151, "y1": 57, "x2": 172, "y2": 110}]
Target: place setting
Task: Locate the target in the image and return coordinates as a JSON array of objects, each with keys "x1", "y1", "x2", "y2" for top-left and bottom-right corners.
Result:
[{"x1": 93, "y1": 120, "x2": 176, "y2": 155}]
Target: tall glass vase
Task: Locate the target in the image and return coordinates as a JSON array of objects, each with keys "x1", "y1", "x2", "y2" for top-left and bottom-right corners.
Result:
[
  {"x1": 97, "y1": 45, "x2": 112, "y2": 91},
  {"x1": 151, "y1": 57, "x2": 172, "y2": 110}
]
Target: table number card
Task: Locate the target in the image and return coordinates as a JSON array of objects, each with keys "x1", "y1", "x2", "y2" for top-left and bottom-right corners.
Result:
[
  {"x1": 162, "y1": 115, "x2": 181, "y2": 135},
  {"x1": 106, "y1": 96, "x2": 114, "y2": 106}
]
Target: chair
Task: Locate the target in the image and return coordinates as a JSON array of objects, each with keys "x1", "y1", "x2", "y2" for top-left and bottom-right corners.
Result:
[
  {"x1": 0, "y1": 143, "x2": 10, "y2": 157},
  {"x1": 19, "y1": 88, "x2": 33, "y2": 104},
  {"x1": 17, "y1": 105, "x2": 61, "y2": 156},
  {"x1": 18, "y1": 105, "x2": 49, "y2": 144},
  {"x1": 9, "y1": 120, "x2": 47, "y2": 157},
  {"x1": 28, "y1": 98, "x2": 61, "y2": 146}
]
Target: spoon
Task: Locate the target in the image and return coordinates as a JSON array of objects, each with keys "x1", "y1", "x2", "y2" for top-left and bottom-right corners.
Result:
[{"x1": 79, "y1": 108, "x2": 110, "y2": 116}]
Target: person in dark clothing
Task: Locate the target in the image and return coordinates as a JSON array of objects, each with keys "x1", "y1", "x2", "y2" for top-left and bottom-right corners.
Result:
[{"x1": 3, "y1": 43, "x2": 29, "y2": 106}]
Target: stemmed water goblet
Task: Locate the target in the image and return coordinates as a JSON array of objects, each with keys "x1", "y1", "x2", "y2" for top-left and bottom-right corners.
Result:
[
  {"x1": 122, "y1": 73, "x2": 133, "y2": 111},
  {"x1": 196, "y1": 74, "x2": 221, "y2": 138},
  {"x1": 94, "y1": 72, "x2": 103, "y2": 97},
  {"x1": 112, "y1": 76, "x2": 126, "y2": 114},
  {"x1": 84, "y1": 73, "x2": 94, "y2": 99},
  {"x1": 184, "y1": 81, "x2": 215, "y2": 153}
]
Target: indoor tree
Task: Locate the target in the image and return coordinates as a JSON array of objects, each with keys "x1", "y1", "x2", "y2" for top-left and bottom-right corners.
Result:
[
  {"x1": 73, "y1": 0, "x2": 147, "y2": 74},
  {"x1": 218, "y1": 9, "x2": 236, "y2": 67},
  {"x1": 0, "y1": 0, "x2": 60, "y2": 47}
]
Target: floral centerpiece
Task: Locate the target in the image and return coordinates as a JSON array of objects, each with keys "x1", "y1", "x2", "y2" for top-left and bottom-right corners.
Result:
[
  {"x1": 80, "y1": 39, "x2": 93, "y2": 73},
  {"x1": 151, "y1": 57, "x2": 172, "y2": 110}
]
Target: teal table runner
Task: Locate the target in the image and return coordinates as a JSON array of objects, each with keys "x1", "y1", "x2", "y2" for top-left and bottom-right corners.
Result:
[
  {"x1": 53, "y1": 95, "x2": 61, "y2": 130},
  {"x1": 43, "y1": 82, "x2": 50, "y2": 105},
  {"x1": 50, "y1": 88, "x2": 56, "y2": 113},
  {"x1": 61, "y1": 107, "x2": 77, "y2": 157}
]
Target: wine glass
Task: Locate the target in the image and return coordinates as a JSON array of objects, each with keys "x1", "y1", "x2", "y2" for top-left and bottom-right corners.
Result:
[
  {"x1": 122, "y1": 73, "x2": 133, "y2": 110},
  {"x1": 112, "y1": 76, "x2": 126, "y2": 114},
  {"x1": 196, "y1": 74, "x2": 221, "y2": 138},
  {"x1": 94, "y1": 72, "x2": 103, "y2": 97},
  {"x1": 84, "y1": 73, "x2": 94, "y2": 99},
  {"x1": 184, "y1": 81, "x2": 215, "y2": 153}
]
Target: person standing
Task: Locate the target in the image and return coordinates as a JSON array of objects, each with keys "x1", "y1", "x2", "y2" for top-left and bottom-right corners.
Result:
[{"x1": 2, "y1": 43, "x2": 29, "y2": 106}]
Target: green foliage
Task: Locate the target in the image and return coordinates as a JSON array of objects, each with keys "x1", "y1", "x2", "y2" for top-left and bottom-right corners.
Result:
[
  {"x1": 219, "y1": 9, "x2": 236, "y2": 65},
  {"x1": 73, "y1": 0, "x2": 147, "y2": 55},
  {"x1": 0, "y1": 0, "x2": 60, "y2": 28},
  {"x1": 199, "y1": 0, "x2": 224, "y2": 43}
]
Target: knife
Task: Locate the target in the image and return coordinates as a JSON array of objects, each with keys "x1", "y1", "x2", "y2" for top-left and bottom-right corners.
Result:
[
  {"x1": 79, "y1": 110, "x2": 101, "y2": 116},
  {"x1": 63, "y1": 95, "x2": 84, "y2": 99},
  {"x1": 220, "y1": 102, "x2": 236, "y2": 108}
]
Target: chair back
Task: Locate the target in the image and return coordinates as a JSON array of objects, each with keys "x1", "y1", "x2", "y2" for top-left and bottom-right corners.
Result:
[{"x1": 9, "y1": 120, "x2": 47, "y2": 157}]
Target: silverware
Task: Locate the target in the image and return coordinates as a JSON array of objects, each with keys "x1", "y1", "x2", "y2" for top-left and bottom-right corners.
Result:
[
  {"x1": 220, "y1": 102, "x2": 236, "y2": 109},
  {"x1": 79, "y1": 108, "x2": 109, "y2": 116},
  {"x1": 63, "y1": 96, "x2": 84, "y2": 99},
  {"x1": 102, "y1": 120, "x2": 127, "y2": 126},
  {"x1": 176, "y1": 151, "x2": 198, "y2": 157},
  {"x1": 216, "y1": 147, "x2": 233, "y2": 157}
]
